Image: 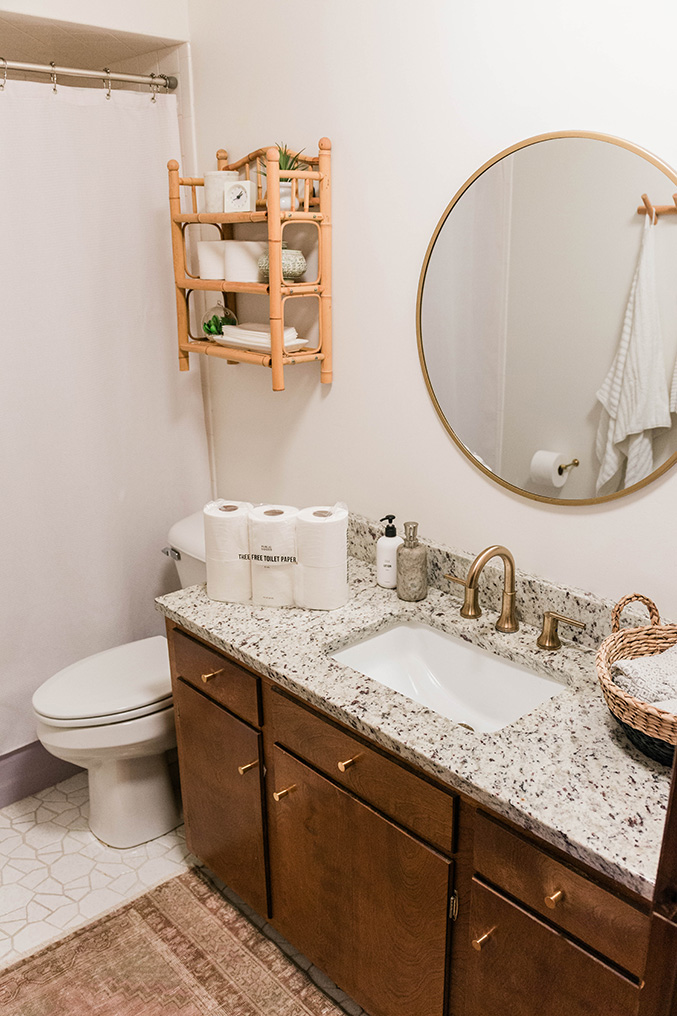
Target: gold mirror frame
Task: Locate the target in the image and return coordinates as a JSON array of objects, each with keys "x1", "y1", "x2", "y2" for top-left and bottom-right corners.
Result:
[{"x1": 416, "y1": 130, "x2": 677, "y2": 506}]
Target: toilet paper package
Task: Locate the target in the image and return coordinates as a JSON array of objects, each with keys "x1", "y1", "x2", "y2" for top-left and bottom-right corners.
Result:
[
  {"x1": 249, "y1": 504, "x2": 299, "y2": 607},
  {"x1": 295, "y1": 563, "x2": 348, "y2": 611},
  {"x1": 204, "y1": 500, "x2": 253, "y2": 603},
  {"x1": 294, "y1": 504, "x2": 349, "y2": 610}
]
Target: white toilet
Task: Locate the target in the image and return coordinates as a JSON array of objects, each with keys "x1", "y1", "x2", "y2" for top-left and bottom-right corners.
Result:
[{"x1": 32, "y1": 511, "x2": 206, "y2": 849}]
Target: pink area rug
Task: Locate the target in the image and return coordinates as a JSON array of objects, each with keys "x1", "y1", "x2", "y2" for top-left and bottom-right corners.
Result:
[{"x1": 0, "y1": 868, "x2": 344, "y2": 1015}]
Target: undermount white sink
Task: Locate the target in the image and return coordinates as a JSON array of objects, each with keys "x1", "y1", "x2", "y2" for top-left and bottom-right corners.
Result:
[{"x1": 331, "y1": 622, "x2": 565, "y2": 733}]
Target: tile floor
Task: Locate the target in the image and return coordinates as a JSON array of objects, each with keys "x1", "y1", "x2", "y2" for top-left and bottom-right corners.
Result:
[
  {"x1": 0, "y1": 772, "x2": 193, "y2": 968},
  {"x1": 0, "y1": 772, "x2": 366, "y2": 1014}
]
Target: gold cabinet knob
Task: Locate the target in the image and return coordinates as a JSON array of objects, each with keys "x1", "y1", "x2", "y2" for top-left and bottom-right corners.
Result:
[
  {"x1": 471, "y1": 928, "x2": 494, "y2": 951},
  {"x1": 337, "y1": 754, "x2": 360, "y2": 772},
  {"x1": 201, "y1": 668, "x2": 226, "y2": 683},
  {"x1": 237, "y1": 759, "x2": 259, "y2": 776},
  {"x1": 544, "y1": 889, "x2": 564, "y2": 909},
  {"x1": 273, "y1": 785, "x2": 296, "y2": 802}
]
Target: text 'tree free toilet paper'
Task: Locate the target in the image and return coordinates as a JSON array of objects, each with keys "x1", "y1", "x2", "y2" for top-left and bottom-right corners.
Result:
[
  {"x1": 203, "y1": 500, "x2": 253, "y2": 603},
  {"x1": 294, "y1": 504, "x2": 349, "y2": 610},
  {"x1": 249, "y1": 505, "x2": 299, "y2": 607}
]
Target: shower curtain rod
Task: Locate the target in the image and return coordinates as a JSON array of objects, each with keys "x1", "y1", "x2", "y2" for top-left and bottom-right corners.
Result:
[{"x1": 0, "y1": 57, "x2": 177, "y2": 90}]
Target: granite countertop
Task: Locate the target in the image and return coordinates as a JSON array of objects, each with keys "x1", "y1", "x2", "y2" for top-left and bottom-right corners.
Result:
[{"x1": 156, "y1": 559, "x2": 671, "y2": 900}]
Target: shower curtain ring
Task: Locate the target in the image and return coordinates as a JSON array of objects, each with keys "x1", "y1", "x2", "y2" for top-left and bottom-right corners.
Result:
[
  {"x1": 149, "y1": 73, "x2": 158, "y2": 103},
  {"x1": 103, "y1": 68, "x2": 112, "y2": 100},
  {"x1": 50, "y1": 61, "x2": 57, "y2": 94},
  {"x1": 0, "y1": 57, "x2": 7, "y2": 91}
]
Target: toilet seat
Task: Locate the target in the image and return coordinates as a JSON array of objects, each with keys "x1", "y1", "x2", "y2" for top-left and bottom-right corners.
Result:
[{"x1": 32, "y1": 635, "x2": 172, "y2": 728}]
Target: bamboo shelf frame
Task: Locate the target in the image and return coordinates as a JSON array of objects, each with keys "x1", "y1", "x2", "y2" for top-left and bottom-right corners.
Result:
[{"x1": 167, "y1": 138, "x2": 332, "y2": 391}]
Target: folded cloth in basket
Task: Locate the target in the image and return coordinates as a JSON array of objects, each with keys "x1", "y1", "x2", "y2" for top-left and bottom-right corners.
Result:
[
  {"x1": 612, "y1": 643, "x2": 677, "y2": 703},
  {"x1": 212, "y1": 322, "x2": 309, "y2": 353}
]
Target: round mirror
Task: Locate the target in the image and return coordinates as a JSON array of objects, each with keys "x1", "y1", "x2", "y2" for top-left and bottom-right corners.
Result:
[{"x1": 417, "y1": 131, "x2": 677, "y2": 504}]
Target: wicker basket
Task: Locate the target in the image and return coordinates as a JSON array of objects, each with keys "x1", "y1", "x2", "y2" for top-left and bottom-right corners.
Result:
[{"x1": 596, "y1": 593, "x2": 677, "y2": 765}]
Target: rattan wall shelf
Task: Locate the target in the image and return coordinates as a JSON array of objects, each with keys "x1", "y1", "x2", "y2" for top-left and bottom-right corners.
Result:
[{"x1": 167, "y1": 139, "x2": 332, "y2": 392}]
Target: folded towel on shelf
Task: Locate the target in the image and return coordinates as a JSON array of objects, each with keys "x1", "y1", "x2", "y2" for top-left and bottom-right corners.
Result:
[
  {"x1": 612, "y1": 643, "x2": 677, "y2": 703},
  {"x1": 212, "y1": 322, "x2": 310, "y2": 353},
  {"x1": 595, "y1": 214, "x2": 671, "y2": 494}
]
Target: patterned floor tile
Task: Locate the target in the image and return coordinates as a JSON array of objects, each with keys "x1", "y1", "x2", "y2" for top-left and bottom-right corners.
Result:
[{"x1": 0, "y1": 773, "x2": 193, "y2": 968}]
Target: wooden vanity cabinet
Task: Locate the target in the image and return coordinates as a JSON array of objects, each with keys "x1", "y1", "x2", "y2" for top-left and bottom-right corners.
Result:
[
  {"x1": 168, "y1": 625, "x2": 269, "y2": 916},
  {"x1": 166, "y1": 622, "x2": 660, "y2": 1016},
  {"x1": 468, "y1": 811, "x2": 649, "y2": 1016},
  {"x1": 268, "y1": 745, "x2": 452, "y2": 1016},
  {"x1": 467, "y1": 879, "x2": 639, "y2": 1016}
]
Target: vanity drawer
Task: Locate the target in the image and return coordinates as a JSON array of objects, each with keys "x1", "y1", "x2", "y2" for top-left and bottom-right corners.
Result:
[
  {"x1": 468, "y1": 879, "x2": 639, "y2": 1016},
  {"x1": 171, "y1": 628, "x2": 260, "y2": 727},
  {"x1": 268, "y1": 686, "x2": 455, "y2": 853},
  {"x1": 473, "y1": 811, "x2": 649, "y2": 977}
]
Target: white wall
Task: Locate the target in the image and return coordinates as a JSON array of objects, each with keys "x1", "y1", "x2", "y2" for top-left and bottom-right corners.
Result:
[
  {"x1": 0, "y1": 0, "x2": 189, "y2": 39},
  {"x1": 186, "y1": 0, "x2": 677, "y2": 618},
  {"x1": 502, "y1": 138, "x2": 677, "y2": 497}
]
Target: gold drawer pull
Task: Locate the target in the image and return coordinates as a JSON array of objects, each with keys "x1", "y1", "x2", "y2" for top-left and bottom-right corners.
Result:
[
  {"x1": 201, "y1": 668, "x2": 226, "y2": 683},
  {"x1": 337, "y1": 754, "x2": 361, "y2": 772},
  {"x1": 545, "y1": 889, "x2": 564, "y2": 909},
  {"x1": 472, "y1": 928, "x2": 494, "y2": 951},
  {"x1": 238, "y1": 759, "x2": 259, "y2": 776},
  {"x1": 273, "y1": 785, "x2": 296, "y2": 802}
]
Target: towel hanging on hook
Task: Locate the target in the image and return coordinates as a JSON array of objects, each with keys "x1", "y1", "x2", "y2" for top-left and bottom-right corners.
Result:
[{"x1": 637, "y1": 192, "x2": 677, "y2": 221}]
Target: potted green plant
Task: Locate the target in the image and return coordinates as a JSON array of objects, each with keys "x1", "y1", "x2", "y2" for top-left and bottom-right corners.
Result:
[{"x1": 264, "y1": 143, "x2": 309, "y2": 210}]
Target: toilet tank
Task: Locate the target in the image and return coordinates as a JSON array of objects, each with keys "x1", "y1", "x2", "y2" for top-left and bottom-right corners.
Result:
[{"x1": 165, "y1": 511, "x2": 206, "y2": 587}]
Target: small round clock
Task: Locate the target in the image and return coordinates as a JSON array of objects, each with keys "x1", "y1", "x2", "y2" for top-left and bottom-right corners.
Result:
[{"x1": 225, "y1": 181, "x2": 253, "y2": 212}]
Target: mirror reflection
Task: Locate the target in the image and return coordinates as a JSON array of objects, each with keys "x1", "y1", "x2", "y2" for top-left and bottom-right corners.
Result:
[{"x1": 418, "y1": 133, "x2": 677, "y2": 504}]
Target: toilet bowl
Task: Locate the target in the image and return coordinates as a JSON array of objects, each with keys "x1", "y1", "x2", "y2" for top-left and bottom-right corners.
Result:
[{"x1": 33, "y1": 512, "x2": 207, "y2": 849}]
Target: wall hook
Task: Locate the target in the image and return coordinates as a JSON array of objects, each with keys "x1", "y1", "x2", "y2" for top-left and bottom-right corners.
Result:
[
  {"x1": 641, "y1": 193, "x2": 657, "y2": 224},
  {"x1": 49, "y1": 61, "x2": 57, "y2": 94},
  {"x1": 0, "y1": 57, "x2": 7, "y2": 91},
  {"x1": 103, "y1": 67, "x2": 112, "y2": 100}
]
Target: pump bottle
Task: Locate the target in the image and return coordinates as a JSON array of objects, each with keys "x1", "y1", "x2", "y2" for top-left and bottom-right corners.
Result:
[{"x1": 376, "y1": 515, "x2": 403, "y2": 588}]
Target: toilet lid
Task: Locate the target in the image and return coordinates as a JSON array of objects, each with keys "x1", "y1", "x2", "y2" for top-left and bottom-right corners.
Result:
[{"x1": 33, "y1": 636, "x2": 172, "y2": 723}]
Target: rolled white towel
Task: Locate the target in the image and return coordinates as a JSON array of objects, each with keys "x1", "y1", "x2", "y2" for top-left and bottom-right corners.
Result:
[{"x1": 612, "y1": 643, "x2": 677, "y2": 703}]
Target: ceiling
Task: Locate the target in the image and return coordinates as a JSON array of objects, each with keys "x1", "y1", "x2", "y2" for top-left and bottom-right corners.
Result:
[{"x1": 0, "y1": 10, "x2": 177, "y2": 72}]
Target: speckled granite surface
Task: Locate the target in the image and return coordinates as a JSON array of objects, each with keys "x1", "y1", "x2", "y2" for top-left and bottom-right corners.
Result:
[{"x1": 157, "y1": 550, "x2": 670, "y2": 901}]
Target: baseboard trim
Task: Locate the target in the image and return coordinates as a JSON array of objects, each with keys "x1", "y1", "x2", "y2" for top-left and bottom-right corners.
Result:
[{"x1": 0, "y1": 741, "x2": 83, "y2": 809}]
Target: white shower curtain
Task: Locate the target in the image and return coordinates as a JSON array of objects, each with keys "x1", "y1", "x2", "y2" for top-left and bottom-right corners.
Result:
[{"x1": 0, "y1": 81, "x2": 212, "y2": 755}]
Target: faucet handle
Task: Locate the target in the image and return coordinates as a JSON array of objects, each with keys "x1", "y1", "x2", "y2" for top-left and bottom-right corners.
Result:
[
  {"x1": 444, "y1": 573, "x2": 482, "y2": 619},
  {"x1": 537, "y1": 610, "x2": 586, "y2": 650}
]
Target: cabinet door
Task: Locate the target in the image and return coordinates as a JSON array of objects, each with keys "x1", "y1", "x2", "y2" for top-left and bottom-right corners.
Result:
[
  {"x1": 468, "y1": 879, "x2": 638, "y2": 1016},
  {"x1": 268, "y1": 746, "x2": 452, "y2": 1016},
  {"x1": 174, "y1": 678, "x2": 268, "y2": 916}
]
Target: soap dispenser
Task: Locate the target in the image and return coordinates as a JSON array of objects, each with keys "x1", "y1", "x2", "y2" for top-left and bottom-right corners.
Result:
[
  {"x1": 396, "y1": 522, "x2": 428, "y2": 601},
  {"x1": 376, "y1": 515, "x2": 403, "y2": 588}
]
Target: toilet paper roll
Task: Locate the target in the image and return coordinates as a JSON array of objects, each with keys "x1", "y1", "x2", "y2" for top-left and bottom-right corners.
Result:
[
  {"x1": 296, "y1": 505, "x2": 348, "y2": 569},
  {"x1": 249, "y1": 504, "x2": 299, "y2": 562},
  {"x1": 251, "y1": 563, "x2": 296, "y2": 607},
  {"x1": 203, "y1": 170, "x2": 239, "y2": 213},
  {"x1": 294, "y1": 563, "x2": 348, "y2": 611},
  {"x1": 197, "y1": 240, "x2": 227, "y2": 280},
  {"x1": 204, "y1": 500, "x2": 252, "y2": 603},
  {"x1": 249, "y1": 505, "x2": 299, "y2": 607},
  {"x1": 224, "y1": 240, "x2": 268, "y2": 283},
  {"x1": 529, "y1": 450, "x2": 568, "y2": 488}
]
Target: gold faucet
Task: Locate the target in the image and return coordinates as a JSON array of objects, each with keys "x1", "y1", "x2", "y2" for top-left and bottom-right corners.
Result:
[{"x1": 445, "y1": 545, "x2": 519, "y2": 633}]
